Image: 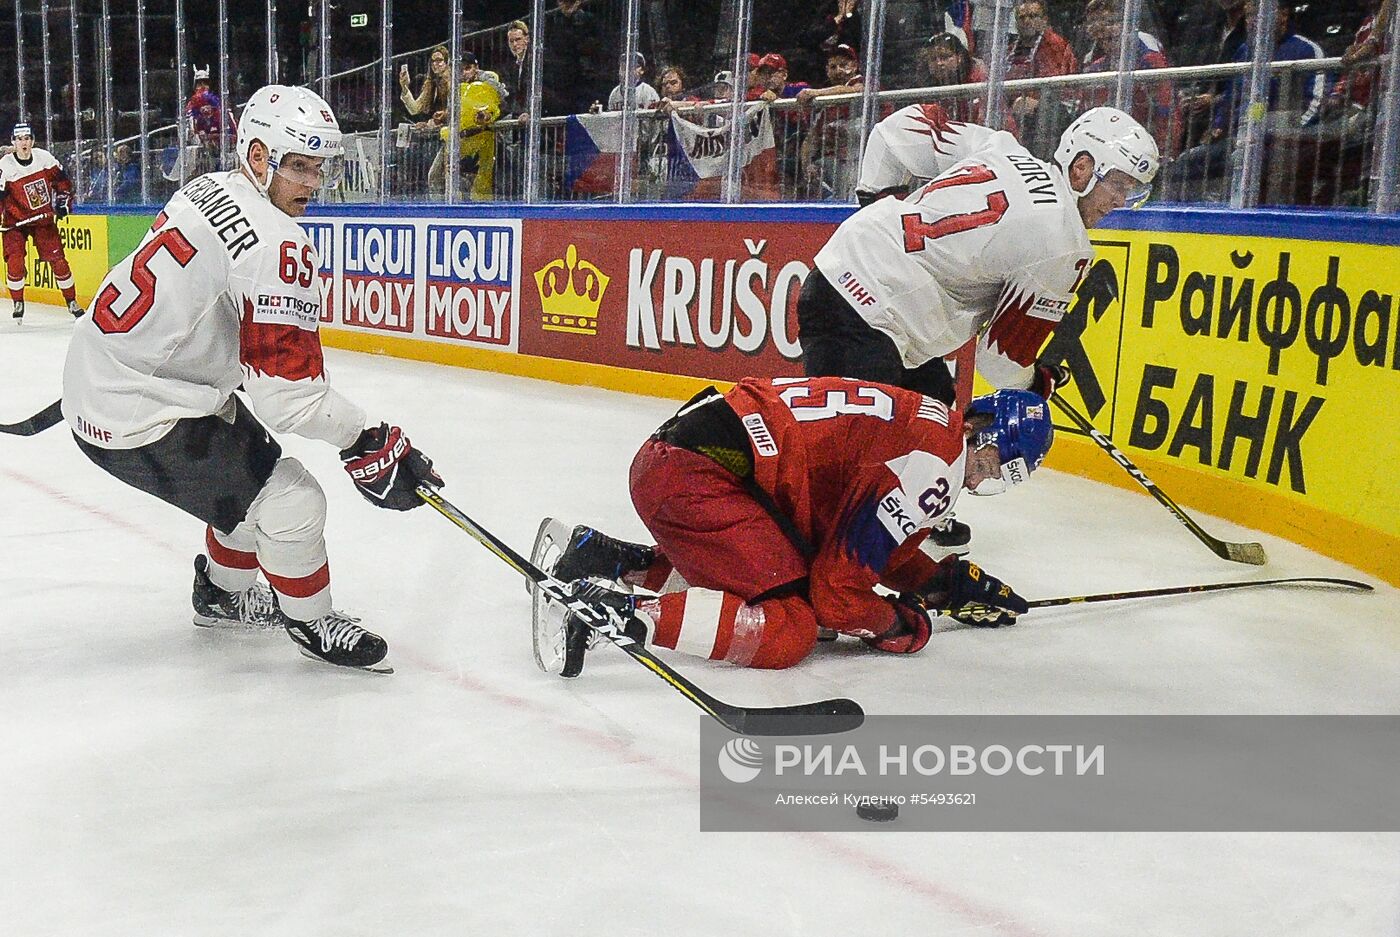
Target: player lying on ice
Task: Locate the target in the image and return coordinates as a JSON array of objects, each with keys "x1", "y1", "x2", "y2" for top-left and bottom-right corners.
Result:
[
  {"x1": 533, "y1": 376, "x2": 1052, "y2": 676},
  {"x1": 62, "y1": 86, "x2": 443, "y2": 673}
]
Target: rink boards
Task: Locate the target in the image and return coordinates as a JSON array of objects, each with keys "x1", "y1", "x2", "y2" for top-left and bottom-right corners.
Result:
[{"x1": 44, "y1": 202, "x2": 1400, "y2": 586}]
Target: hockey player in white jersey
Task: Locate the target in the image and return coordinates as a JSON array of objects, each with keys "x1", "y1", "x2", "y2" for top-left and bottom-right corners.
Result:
[
  {"x1": 799, "y1": 104, "x2": 1158, "y2": 406},
  {"x1": 62, "y1": 85, "x2": 443, "y2": 672}
]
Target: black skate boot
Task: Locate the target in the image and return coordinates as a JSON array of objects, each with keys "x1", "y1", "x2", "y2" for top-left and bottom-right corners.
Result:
[
  {"x1": 927, "y1": 516, "x2": 972, "y2": 556},
  {"x1": 553, "y1": 525, "x2": 656, "y2": 585},
  {"x1": 284, "y1": 611, "x2": 391, "y2": 673},
  {"x1": 560, "y1": 580, "x2": 650, "y2": 679},
  {"x1": 11, "y1": 300, "x2": 23, "y2": 323},
  {"x1": 192, "y1": 554, "x2": 283, "y2": 629},
  {"x1": 67, "y1": 300, "x2": 84, "y2": 318}
]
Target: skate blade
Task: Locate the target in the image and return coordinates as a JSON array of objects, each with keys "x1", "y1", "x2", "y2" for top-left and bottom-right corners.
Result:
[
  {"x1": 526, "y1": 516, "x2": 572, "y2": 597},
  {"x1": 296, "y1": 647, "x2": 394, "y2": 674},
  {"x1": 193, "y1": 614, "x2": 283, "y2": 631}
]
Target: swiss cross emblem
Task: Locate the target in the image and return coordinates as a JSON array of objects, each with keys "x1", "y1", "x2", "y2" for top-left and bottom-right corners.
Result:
[{"x1": 23, "y1": 178, "x2": 50, "y2": 210}]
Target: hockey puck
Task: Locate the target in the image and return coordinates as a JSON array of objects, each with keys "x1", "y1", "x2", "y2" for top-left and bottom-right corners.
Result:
[{"x1": 855, "y1": 797, "x2": 899, "y2": 822}]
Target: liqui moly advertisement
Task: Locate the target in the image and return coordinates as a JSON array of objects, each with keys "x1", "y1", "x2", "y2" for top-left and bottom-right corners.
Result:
[{"x1": 299, "y1": 216, "x2": 521, "y2": 352}]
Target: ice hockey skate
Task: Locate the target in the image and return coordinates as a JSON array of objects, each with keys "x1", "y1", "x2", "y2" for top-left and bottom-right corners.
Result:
[
  {"x1": 283, "y1": 611, "x2": 392, "y2": 674},
  {"x1": 529, "y1": 517, "x2": 654, "y2": 592},
  {"x1": 192, "y1": 554, "x2": 284, "y2": 630},
  {"x1": 11, "y1": 300, "x2": 23, "y2": 323},
  {"x1": 532, "y1": 578, "x2": 650, "y2": 677},
  {"x1": 67, "y1": 300, "x2": 83, "y2": 318},
  {"x1": 193, "y1": 555, "x2": 392, "y2": 672}
]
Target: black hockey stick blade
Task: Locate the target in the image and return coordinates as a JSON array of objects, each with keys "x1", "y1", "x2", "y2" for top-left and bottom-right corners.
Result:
[
  {"x1": 1028, "y1": 576, "x2": 1372, "y2": 609},
  {"x1": 0, "y1": 398, "x2": 63, "y2": 436},
  {"x1": 1050, "y1": 393, "x2": 1267, "y2": 565},
  {"x1": 416, "y1": 485, "x2": 865, "y2": 736}
]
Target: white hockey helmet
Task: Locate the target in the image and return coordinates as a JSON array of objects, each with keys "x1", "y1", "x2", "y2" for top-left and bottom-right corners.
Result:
[
  {"x1": 1054, "y1": 107, "x2": 1159, "y2": 206},
  {"x1": 236, "y1": 84, "x2": 345, "y2": 195},
  {"x1": 12, "y1": 122, "x2": 34, "y2": 141}
]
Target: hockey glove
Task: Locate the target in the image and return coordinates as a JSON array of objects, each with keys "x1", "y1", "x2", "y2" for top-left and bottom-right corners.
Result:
[
  {"x1": 1030, "y1": 360, "x2": 1071, "y2": 400},
  {"x1": 862, "y1": 594, "x2": 932, "y2": 654},
  {"x1": 53, "y1": 194, "x2": 71, "y2": 220},
  {"x1": 340, "y1": 423, "x2": 443, "y2": 511},
  {"x1": 925, "y1": 559, "x2": 1027, "y2": 628}
]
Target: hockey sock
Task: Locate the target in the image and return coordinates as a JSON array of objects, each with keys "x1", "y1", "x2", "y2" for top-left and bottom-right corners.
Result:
[
  {"x1": 638, "y1": 588, "x2": 819, "y2": 669},
  {"x1": 205, "y1": 526, "x2": 259, "y2": 592},
  {"x1": 621, "y1": 548, "x2": 690, "y2": 594}
]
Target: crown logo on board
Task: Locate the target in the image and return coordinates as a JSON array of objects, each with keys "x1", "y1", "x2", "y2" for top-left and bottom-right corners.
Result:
[{"x1": 535, "y1": 244, "x2": 609, "y2": 335}]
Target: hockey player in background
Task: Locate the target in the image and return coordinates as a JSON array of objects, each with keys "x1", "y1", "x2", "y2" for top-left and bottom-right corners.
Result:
[
  {"x1": 62, "y1": 86, "x2": 443, "y2": 672},
  {"x1": 799, "y1": 104, "x2": 1159, "y2": 407},
  {"x1": 532, "y1": 378, "x2": 1049, "y2": 676},
  {"x1": 1, "y1": 123, "x2": 83, "y2": 322}
]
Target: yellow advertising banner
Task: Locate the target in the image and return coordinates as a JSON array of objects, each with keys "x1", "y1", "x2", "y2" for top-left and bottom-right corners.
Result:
[
  {"x1": 18, "y1": 214, "x2": 109, "y2": 308},
  {"x1": 1019, "y1": 228, "x2": 1400, "y2": 583}
]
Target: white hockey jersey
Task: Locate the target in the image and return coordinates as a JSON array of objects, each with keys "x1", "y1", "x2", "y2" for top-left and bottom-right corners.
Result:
[
  {"x1": 821, "y1": 104, "x2": 1093, "y2": 387},
  {"x1": 63, "y1": 170, "x2": 365, "y2": 450}
]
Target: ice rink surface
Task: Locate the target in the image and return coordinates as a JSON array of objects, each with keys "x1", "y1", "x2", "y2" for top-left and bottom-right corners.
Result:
[{"x1": 3, "y1": 305, "x2": 1398, "y2": 937}]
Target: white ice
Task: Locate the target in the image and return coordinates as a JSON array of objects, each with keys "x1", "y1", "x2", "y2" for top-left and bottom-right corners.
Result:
[{"x1": 3, "y1": 304, "x2": 1397, "y2": 937}]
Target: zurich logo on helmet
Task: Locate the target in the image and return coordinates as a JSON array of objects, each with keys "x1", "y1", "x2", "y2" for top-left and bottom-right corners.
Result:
[{"x1": 307, "y1": 135, "x2": 322, "y2": 150}]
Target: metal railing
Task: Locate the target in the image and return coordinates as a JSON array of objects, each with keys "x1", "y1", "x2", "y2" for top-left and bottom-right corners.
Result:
[{"x1": 10, "y1": 0, "x2": 1395, "y2": 214}]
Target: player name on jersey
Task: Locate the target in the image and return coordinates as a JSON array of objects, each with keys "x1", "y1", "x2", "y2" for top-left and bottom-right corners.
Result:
[{"x1": 180, "y1": 174, "x2": 260, "y2": 261}]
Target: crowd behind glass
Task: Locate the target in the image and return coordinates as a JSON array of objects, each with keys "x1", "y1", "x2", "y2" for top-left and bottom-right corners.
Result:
[{"x1": 5, "y1": 0, "x2": 1396, "y2": 211}]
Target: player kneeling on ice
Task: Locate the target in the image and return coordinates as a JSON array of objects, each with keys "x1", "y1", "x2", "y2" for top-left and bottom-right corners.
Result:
[
  {"x1": 61, "y1": 85, "x2": 443, "y2": 673},
  {"x1": 532, "y1": 378, "x2": 1050, "y2": 677}
]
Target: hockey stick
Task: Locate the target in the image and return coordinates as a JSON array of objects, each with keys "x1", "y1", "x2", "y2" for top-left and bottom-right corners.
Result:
[
  {"x1": 0, "y1": 399, "x2": 63, "y2": 436},
  {"x1": 1050, "y1": 393, "x2": 1267, "y2": 565},
  {"x1": 415, "y1": 485, "x2": 865, "y2": 736},
  {"x1": 1028, "y1": 576, "x2": 1372, "y2": 609}
]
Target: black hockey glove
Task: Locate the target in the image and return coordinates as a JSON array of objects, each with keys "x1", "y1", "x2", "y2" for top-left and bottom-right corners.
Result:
[
  {"x1": 924, "y1": 559, "x2": 1028, "y2": 628},
  {"x1": 1031, "y1": 360, "x2": 1071, "y2": 400},
  {"x1": 340, "y1": 423, "x2": 443, "y2": 511},
  {"x1": 53, "y1": 194, "x2": 71, "y2": 220},
  {"x1": 863, "y1": 593, "x2": 932, "y2": 654}
]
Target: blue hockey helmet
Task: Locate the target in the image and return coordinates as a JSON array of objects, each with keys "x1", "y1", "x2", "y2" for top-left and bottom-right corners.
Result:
[{"x1": 964, "y1": 390, "x2": 1054, "y2": 495}]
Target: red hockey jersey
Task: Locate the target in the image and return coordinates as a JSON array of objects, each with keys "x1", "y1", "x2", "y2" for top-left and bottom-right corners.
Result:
[
  {"x1": 725, "y1": 377, "x2": 967, "y2": 636},
  {"x1": 0, "y1": 147, "x2": 72, "y2": 228}
]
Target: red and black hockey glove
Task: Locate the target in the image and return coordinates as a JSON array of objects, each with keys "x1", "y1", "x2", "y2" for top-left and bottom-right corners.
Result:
[
  {"x1": 1030, "y1": 360, "x2": 1071, "y2": 400},
  {"x1": 340, "y1": 423, "x2": 443, "y2": 511},
  {"x1": 863, "y1": 594, "x2": 932, "y2": 654},
  {"x1": 924, "y1": 559, "x2": 1027, "y2": 628},
  {"x1": 53, "y1": 194, "x2": 71, "y2": 220}
]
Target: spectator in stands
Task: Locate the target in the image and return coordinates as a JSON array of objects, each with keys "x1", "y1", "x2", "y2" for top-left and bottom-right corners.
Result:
[
  {"x1": 1165, "y1": 0, "x2": 1328, "y2": 203},
  {"x1": 108, "y1": 144, "x2": 140, "y2": 202},
  {"x1": 1005, "y1": 0, "x2": 1078, "y2": 159},
  {"x1": 657, "y1": 66, "x2": 701, "y2": 107},
  {"x1": 440, "y1": 53, "x2": 506, "y2": 201},
  {"x1": 1173, "y1": 0, "x2": 1248, "y2": 152},
  {"x1": 184, "y1": 66, "x2": 233, "y2": 176},
  {"x1": 754, "y1": 54, "x2": 811, "y2": 101},
  {"x1": 1078, "y1": 0, "x2": 1177, "y2": 157},
  {"x1": 814, "y1": 0, "x2": 863, "y2": 53},
  {"x1": 798, "y1": 44, "x2": 868, "y2": 201},
  {"x1": 916, "y1": 31, "x2": 1013, "y2": 131},
  {"x1": 746, "y1": 53, "x2": 764, "y2": 99},
  {"x1": 605, "y1": 53, "x2": 661, "y2": 111},
  {"x1": 542, "y1": 0, "x2": 607, "y2": 116},
  {"x1": 399, "y1": 46, "x2": 452, "y2": 122},
  {"x1": 796, "y1": 43, "x2": 865, "y2": 106},
  {"x1": 501, "y1": 21, "x2": 532, "y2": 118}
]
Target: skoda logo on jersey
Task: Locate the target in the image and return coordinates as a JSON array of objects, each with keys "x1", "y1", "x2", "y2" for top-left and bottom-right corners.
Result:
[{"x1": 718, "y1": 738, "x2": 765, "y2": 783}]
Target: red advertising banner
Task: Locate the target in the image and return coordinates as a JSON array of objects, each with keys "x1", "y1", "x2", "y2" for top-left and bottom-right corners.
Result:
[{"x1": 518, "y1": 218, "x2": 839, "y2": 382}]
